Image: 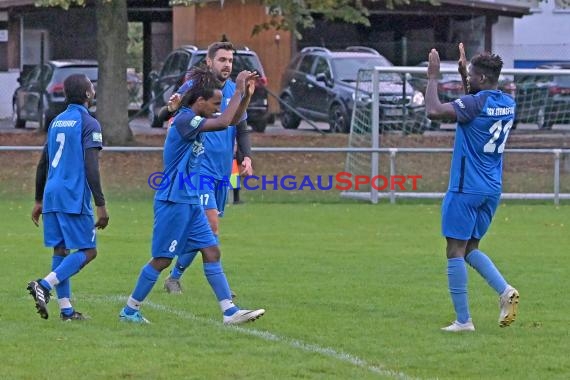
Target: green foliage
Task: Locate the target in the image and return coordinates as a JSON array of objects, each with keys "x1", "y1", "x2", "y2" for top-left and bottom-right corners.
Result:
[
  {"x1": 35, "y1": 0, "x2": 112, "y2": 9},
  {"x1": 34, "y1": 0, "x2": 86, "y2": 9},
  {"x1": 127, "y1": 22, "x2": 143, "y2": 73}
]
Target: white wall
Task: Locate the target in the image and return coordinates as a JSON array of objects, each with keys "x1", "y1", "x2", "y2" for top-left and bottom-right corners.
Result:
[
  {"x1": 492, "y1": 17, "x2": 516, "y2": 68},
  {"x1": 0, "y1": 70, "x2": 20, "y2": 119},
  {"x1": 513, "y1": 0, "x2": 570, "y2": 63}
]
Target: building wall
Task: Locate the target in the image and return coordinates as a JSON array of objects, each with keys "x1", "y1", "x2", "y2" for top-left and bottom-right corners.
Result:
[
  {"x1": 172, "y1": 1, "x2": 291, "y2": 114},
  {"x1": 492, "y1": 17, "x2": 515, "y2": 68},
  {"x1": 513, "y1": 0, "x2": 570, "y2": 66}
]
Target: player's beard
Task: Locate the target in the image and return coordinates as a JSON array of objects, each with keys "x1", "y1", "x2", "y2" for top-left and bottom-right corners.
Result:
[{"x1": 217, "y1": 70, "x2": 230, "y2": 83}]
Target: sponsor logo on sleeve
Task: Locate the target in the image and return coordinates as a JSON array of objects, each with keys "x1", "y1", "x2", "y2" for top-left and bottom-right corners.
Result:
[
  {"x1": 92, "y1": 132, "x2": 103, "y2": 142},
  {"x1": 190, "y1": 116, "x2": 204, "y2": 128}
]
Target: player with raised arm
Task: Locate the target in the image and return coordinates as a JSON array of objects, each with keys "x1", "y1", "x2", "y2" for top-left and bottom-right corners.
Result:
[
  {"x1": 426, "y1": 43, "x2": 519, "y2": 332},
  {"x1": 119, "y1": 67, "x2": 264, "y2": 324},
  {"x1": 28, "y1": 74, "x2": 109, "y2": 321},
  {"x1": 160, "y1": 41, "x2": 254, "y2": 296}
]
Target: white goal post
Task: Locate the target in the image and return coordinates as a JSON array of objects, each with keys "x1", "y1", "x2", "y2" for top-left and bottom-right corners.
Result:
[{"x1": 343, "y1": 66, "x2": 570, "y2": 204}]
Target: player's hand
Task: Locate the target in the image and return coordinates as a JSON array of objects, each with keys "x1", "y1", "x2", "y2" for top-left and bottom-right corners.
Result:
[
  {"x1": 458, "y1": 42, "x2": 468, "y2": 79},
  {"x1": 167, "y1": 93, "x2": 182, "y2": 112},
  {"x1": 95, "y1": 206, "x2": 109, "y2": 230},
  {"x1": 427, "y1": 48, "x2": 441, "y2": 80},
  {"x1": 240, "y1": 157, "x2": 253, "y2": 177},
  {"x1": 245, "y1": 71, "x2": 259, "y2": 98},
  {"x1": 31, "y1": 201, "x2": 42, "y2": 227},
  {"x1": 235, "y1": 70, "x2": 258, "y2": 94}
]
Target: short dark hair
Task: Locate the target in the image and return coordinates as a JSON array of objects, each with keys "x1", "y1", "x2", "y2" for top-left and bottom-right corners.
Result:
[
  {"x1": 64, "y1": 74, "x2": 91, "y2": 105},
  {"x1": 471, "y1": 52, "x2": 503, "y2": 84},
  {"x1": 180, "y1": 66, "x2": 222, "y2": 107},
  {"x1": 207, "y1": 41, "x2": 234, "y2": 59}
]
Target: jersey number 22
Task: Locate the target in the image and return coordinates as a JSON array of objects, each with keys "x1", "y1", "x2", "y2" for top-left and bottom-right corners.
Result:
[{"x1": 484, "y1": 119, "x2": 513, "y2": 154}]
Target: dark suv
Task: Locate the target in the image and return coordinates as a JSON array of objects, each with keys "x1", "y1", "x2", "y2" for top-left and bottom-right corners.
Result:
[
  {"x1": 536, "y1": 63, "x2": 570, "y2": 129},
  {"x1": 12, "y1": 60, "x2": 98, "y2": 130},
  {"x1": 148, "y1": 45, "x2": 270, "y2": 132},
  {"x1": 279, "y1": 46, "x2": 426, "y2": 133}
]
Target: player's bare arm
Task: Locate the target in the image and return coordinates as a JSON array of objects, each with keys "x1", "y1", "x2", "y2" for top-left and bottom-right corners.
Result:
[
  {"x1": 426, "y1": 48, "x2": 457, "y2": 120},
  {"x1": 240, "y1": 156, "x2": 253, "y2": 176},
  {"x1": 95, "y1": 206, "x2": 109, "y2": 229},
  {"x1": 230, "y1": 71, "x2": 259, "y2": 125},
  {"x1": 31, "y1": 202, "x2": 42, "y2": 227},
  {"x1": 458, "y1": 42, "x2": 469, "y2": 95},
  {"x1": 202, "y1": 71, "x2": 257, "y2": 131}
]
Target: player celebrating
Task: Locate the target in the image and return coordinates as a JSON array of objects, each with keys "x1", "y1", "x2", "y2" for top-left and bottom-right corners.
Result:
[
  {"x1": 426, "y1": 43, "x2": 520, "y2": 332},
  {"x1": 119, "y1": 67, "x2": 264, "y2": 324},
  {"x1": 28, "y1": 73, "x2": 109, "y2": 321},
  {"x1": 160, "y1": 41, "x2": 254, "y2": 295}
]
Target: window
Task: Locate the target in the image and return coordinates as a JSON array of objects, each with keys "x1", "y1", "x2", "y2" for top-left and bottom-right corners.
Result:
[
  {"x1": 313, "y1": 57, "x2": 331, "y2": 78},
  {"x1": 298, "y1": 55, "x2": 316, "y2": 74}
]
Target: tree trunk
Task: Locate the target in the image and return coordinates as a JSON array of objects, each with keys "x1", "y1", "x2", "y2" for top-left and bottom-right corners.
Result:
[{"x1": 96, "y1": 0, "x2": 133, "y2": 145}]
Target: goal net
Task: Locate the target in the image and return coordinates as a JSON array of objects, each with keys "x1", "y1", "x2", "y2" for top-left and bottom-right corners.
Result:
[{"x1": 343, "y1": 66, "x2": 570, "y2": 203}]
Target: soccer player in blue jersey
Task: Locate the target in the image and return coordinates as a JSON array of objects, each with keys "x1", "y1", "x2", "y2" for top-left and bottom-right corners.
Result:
[
  {"x1": 426, "y1": 43, "x2": 520, "y2": 332},
  {"x1": 160, "y1": 41, "x2": 254, "y2": 295},
  {"x1": 119, "y1": 67, "x2": 265, "y2": 324},
  {"x1": 28, "y1": 74, "x2": 109, "y2": 321}
]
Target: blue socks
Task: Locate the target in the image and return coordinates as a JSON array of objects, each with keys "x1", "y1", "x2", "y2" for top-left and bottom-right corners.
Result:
[
  {"x1": 170, "y1": 251, "x2": 199, "y2": 279},
  {"x1": 447, "y1": 257, "x2": 470, "y2": 324},
  {"x1": 204, "y1": 262, "x2": 238, "y2": 316},
  {"x1": 52, "y1": 255, "x2": 73, "y2": 316},
  {"x1": 465, "y1": 249, "x2": 508, "y2": 295},
  {"x1": 132, "y1": 264, "x2": 160, "y2": 302},
  {"x1": 40, "y1": 251, "x2": 87, "y2": 290},
  {"x1": 170, "y1": 235, "x2": 219, "y2": 280}
]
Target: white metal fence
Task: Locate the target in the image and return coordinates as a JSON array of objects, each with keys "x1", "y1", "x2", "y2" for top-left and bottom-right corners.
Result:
[{"x1": 2, "y1": 145, "x2": 568, "y2": 205}]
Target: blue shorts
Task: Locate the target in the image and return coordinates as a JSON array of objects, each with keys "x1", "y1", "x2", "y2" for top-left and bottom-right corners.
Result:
[
  {"x1": 441, "y1": 191, "x2": 500, "y2": 240},
  {"x1": 199, "y1": 178, "x2": 229, "y2": 217},
  {"x1": 43, "y1": 212, "x2": 96, "y2": 250},
  {"x1": 151, "y1": 200, "x2": 217, "y2": 259}
]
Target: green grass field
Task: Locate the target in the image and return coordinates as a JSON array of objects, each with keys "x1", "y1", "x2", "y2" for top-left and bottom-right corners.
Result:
[{"x1": 1, "y1": 199, "x2": 569, "y2": 379}]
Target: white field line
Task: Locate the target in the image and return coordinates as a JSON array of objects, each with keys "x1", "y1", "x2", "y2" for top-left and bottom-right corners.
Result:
[{"x1": 88, "y1": 294, "x2": 426, "y2": 380}]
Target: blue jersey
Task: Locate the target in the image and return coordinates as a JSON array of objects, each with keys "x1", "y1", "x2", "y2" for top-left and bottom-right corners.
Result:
[
  {"x1": 449, "y1": 90, "x2": 515, "y2": 195},
  {"x1": 177, "y1": 79, "x2": 246, "y2": 180},
  {"x1": 155, "y1": 107, "x2": 207, "y2": 204},
  {"x1": 43, "y1": 104, "x2": 103, "y2": 215}
]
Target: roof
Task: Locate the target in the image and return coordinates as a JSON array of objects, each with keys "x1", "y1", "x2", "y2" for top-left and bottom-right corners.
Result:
[{"x1": 440, "y1": 0, "x2": 534, "y2": 17}]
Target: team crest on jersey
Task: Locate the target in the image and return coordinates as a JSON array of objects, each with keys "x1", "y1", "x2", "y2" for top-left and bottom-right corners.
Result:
[
  {"x1": 190, "y1": 116, "x2": 204, "y2": 128},
  {"x1": 92, "y1": 132, "x2": 103, "y2": 142},
  {"x1": 454, "y1": 99, "x2": 465, "y2": 109},
  {"x1": 192, "y1": 140, "x2": 204, "y2": 156}
]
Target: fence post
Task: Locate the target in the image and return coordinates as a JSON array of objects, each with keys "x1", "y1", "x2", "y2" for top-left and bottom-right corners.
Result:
[
  {"x1": 371, "y1": 69, "x2": 380, "y2": 204},
  {"x1": 554, "y1": 149, "x2": 561, "y2": 206},
  {"x1": 389, "y1": 148, "x2": 397, "y2": 204}
]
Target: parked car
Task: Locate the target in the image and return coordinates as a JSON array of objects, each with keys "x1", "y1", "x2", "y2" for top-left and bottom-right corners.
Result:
[
  {"x1": 147, "y1": 45, "x2": 271, "y2": 132},
  {"x1": 12, "y1": 60, "x2": 98, "y2": 130},
  {"x1": 279, "y1": 46, "x2": 427, "y2": 134},
  {"x1": 409, "y1": 60, "x2": 518, "y2": 128},
  {"x1": 409, "y1": 60, "x2": 517, "y2": 102},
  {"x1": 536, "y1": 63, "x2": 570, "y2": 129}
]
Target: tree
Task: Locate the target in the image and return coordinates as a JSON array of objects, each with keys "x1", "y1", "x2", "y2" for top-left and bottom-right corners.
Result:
[{"x1": 35, "y1": 0, "x2": 132, "y2": 145}]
